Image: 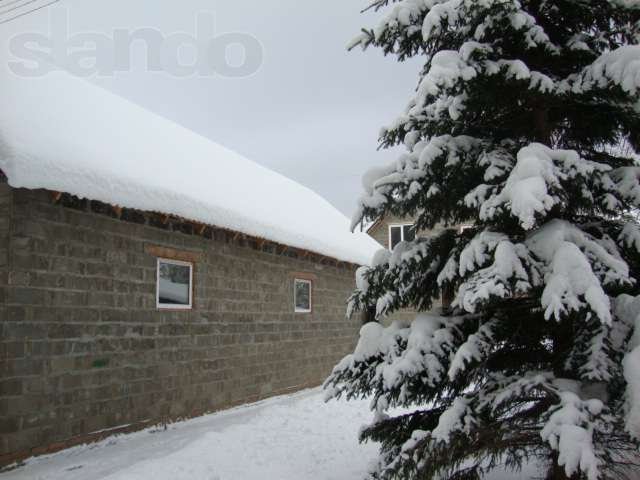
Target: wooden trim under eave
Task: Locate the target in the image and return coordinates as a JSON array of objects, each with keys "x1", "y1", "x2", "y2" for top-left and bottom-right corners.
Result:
[
  {"x1": 145, "y1": 244, "x2": 203, "y2": 264},
  {"x1": 46, "y1": 189, "x2": 360, "y2": 270},
  {"x1": 365, "y1": 218, "x2": 383, "y2": 234},
  {"x1": 289, "y1": 271, "x2": 318, "y2": 281}
]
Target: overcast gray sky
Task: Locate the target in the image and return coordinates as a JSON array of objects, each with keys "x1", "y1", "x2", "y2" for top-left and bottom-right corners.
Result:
[{"x1": 0, "y1": 0, "x2": 421, "y2": 217}]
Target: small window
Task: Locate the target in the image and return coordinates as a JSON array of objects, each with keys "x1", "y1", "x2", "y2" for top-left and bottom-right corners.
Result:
[
  {"x1": 390, "y1": 226, "x2": 402, "y2": 250},
  {"x1": 389, "y1": 224, "x2": 415, "y2": 250},
  {"x1": 294, "y1": 278, "x2": 312, "y2": 313},
  {"x1": 157, "y1": 258, "x2": 193, "y2": 310},
  {"x1": 403, "y1": 224, "x2": 416, "y2": 242}
]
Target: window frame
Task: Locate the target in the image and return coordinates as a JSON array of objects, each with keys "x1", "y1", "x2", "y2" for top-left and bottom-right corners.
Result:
[
  {"x1": 294, "y1": 278, "x2": 313, "y2": 314},
  {"x1": 156, "y1": 257, "x2": 194, "y2": 310},
  {"x1": 388, "y1": 223, "x2": 416, "y2": 250}
]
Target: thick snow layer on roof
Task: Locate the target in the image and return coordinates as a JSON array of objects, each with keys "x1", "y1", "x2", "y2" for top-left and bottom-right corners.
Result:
[{"x1": 0, "y1": 69, "x2": 380, "y2": 265}]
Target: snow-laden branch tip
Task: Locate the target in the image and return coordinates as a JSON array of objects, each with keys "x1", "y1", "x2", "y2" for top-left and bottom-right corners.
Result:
[
  {"x1": 541, "y1": 392, "x2": 604, "y2": 480},
  {"x1": 566, "y1": 45, "x2": 640, "y2": 95}
]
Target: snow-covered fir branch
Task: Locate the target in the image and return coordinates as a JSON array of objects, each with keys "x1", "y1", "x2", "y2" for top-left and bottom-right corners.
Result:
[{"x1": 329, "y1": 0, "x2": 640, "y2": 478}]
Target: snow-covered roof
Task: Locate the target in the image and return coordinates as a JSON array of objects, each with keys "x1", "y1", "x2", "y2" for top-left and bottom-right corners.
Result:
[{"x1": 0, "y1": 69, "x2": 381, "y2": 265}]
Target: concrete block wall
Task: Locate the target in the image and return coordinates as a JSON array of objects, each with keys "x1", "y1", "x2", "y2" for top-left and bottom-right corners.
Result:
[
  {"x1": 0, "y1": 187, "x2": 360, "y2": 462},
  {"x1": 0, "y1": 182, "x2": 10, "y2": 311},
  {"x1": 0, "y1": 182, "x2": 13, "y2": 436}
]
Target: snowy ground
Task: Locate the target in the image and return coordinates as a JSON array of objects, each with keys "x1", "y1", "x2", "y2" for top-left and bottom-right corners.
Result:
[{"x1": 1, "y1": 389, "x2": 537, "y2": 480}]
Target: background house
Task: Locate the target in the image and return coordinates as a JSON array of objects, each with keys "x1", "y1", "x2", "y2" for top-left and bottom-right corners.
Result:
[
  {"x1": 366, "y1": 214, "x2": 461, "y2": 252},
  {"x1": 0, "y1": 70, "x2": 381, "y2": 465},
  {"x1": 366, "y1": 214, "x2": 471, "y2": 319}
]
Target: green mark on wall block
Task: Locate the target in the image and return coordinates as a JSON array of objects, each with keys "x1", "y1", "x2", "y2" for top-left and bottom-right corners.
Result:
[{"x1": 92, "y1": 358, "x2": 109, "y2": 369}]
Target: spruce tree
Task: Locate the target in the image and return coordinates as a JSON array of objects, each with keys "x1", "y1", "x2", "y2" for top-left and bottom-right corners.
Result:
[{"x1": 325, "y1": 1, "x2": 640, "y2": 479}]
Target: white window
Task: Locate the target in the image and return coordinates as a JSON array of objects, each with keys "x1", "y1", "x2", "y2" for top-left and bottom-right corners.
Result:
[
  {"x1": 294, "y1": 278, "x2": 312, "y2": 313},
  {"x1": 388, "y1": 223, "x2": 416, "y2": 250},
  {"x1": 156, "y1": 258, "x2": 193, "y2": 310}
]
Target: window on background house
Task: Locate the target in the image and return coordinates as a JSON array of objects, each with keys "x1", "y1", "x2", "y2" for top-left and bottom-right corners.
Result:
[
  {"x1": 157, "y1": 258, "x2": 193, "y2": 310},
  {"x1": 294, "y1": 278, "x2": 312, "y2": 313},
  {"x1": 388, "y1": 224, "x2": 416, "y2": 250}
]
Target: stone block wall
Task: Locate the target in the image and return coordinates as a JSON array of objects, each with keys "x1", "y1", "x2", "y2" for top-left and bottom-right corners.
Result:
[
  {"x1": 0, "y1": 182, "x2": 13, "y2": 429},
  {"x1": 0, "y1": 187, "x2": 360, "y2": 463},
  {"x1": 0, "y1": 181, "x2": 10, "y2": 314}
]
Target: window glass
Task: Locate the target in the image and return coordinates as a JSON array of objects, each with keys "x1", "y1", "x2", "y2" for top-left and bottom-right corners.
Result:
[
  {"x1": 403, "y1": 224, "x2": 416, "y2": 242},
  {"x1": 390, "y1": 224, "x2": 416, "y2": 250},
  {"x1": 157, "y1": 259, "x2": 192, "y2": 308},
  {"x1": 389, "y1": 226, "x2": 402, "y2": 250},
  {"x1": 295, "y1": 279, "x2": 312, "y2": 312}
]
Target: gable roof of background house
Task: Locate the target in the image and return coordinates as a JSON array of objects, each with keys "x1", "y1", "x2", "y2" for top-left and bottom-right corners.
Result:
[{"x1": 0, "y1": 68, "x2": 381, "y2": 265}]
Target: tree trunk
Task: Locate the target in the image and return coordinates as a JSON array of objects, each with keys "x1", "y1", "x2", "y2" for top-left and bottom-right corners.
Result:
[{"x1": 533, "y1": 107, "x2": 552, "y2": 145}]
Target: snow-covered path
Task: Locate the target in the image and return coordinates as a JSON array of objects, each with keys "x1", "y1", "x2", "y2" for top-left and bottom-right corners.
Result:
[
  {"x1": 1, "y1": 389, "x2": 539, "y2": 480},
  {"x1": 1, "y1": 389, "x2": 379, "y2": 480}
]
